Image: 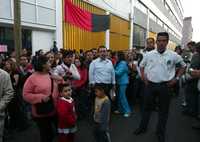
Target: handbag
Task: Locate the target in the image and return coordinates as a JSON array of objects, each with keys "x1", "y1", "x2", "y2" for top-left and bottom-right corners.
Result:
[
  {"x1": 35, "y1": 77, "x2": 55, "y2": 115},
  {"x1": 109, "y1": 88, "x2": 116, "y2": 101},
  {"x1": 197, "y1": 79, "x2": 200, "y2": 91}
]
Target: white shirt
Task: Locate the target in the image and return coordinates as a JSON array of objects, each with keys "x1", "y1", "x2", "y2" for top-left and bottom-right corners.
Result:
[
  {"x1": 89, "y1": 57, "x2": 116, "y2": 84},
  {"x1": 53, "y1": 63, "x2": 80, "y2": 80},
  {"x1": 142, "y1": 50, "x2": 151, "y2": 75},
  {"x1": 140, "y1": 49, "x2": 186, "y2": 83}
]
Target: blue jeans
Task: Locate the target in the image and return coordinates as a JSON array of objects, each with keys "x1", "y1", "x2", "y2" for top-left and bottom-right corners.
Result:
[{"x1": 117, "y1": 85, "x2": 131, "y2": 114}]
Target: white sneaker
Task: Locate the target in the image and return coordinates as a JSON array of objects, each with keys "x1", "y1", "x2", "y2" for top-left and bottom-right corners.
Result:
[
  {"x1": 123, "y1": 113, "x2": 130, "y2": 117},
  {"x1": 114, "y1": 110, "x2": 120, "y2": 114},
  {"x1": 181, "y1": 102, "x2": 187, "y2": 106}
]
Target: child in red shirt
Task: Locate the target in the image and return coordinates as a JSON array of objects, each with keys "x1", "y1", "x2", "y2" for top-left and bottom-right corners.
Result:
[{"x1": 57, "y1": 83, "x2": 77, "y2": 142}]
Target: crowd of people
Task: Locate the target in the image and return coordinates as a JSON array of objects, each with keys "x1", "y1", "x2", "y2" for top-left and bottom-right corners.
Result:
[{"x1": 0, "y1": 32, "x2": 199, "y2": 142}]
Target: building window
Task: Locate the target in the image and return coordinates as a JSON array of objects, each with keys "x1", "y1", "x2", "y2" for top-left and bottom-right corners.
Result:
[
  {"x1": 161, "y1": 0, "x2": 165, "y2": 4},
  {"x1": 169, "y1": 28, "x2": 172, "y2": 35},
  {"x1": 0, "y1": 27, "x2": 32, "y2": 53},
  {"x1": 133, "y1": 24, "x2": 146, "y2": 48},
  {"x1": 165, "y1": 3, "x2": 170, "y2": 12},
  {"x1": 149, "y1": 11, "x2": 157, "y2": 22},
  {"x1": 169, "y1": 10, "x2": 173, "y2": 17},
  {"x1": 157, "y1": 18, "x2": 163, "y2": 27},
  {"x1": 163, "y1": 24, "x2": 168, "y2": 31},
  {"x1": 135, "y1": 0, "x2": 147, "y2": 14}
]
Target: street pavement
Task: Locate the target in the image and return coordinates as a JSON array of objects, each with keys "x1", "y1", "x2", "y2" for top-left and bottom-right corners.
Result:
[{"x1": 5, "y1": 97, "x2": 200, "y2": 142}]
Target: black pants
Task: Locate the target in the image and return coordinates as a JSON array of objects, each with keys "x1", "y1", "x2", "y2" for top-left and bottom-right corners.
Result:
[
  {"x1": 94, "y1": 123, "x2": 110, "y2": 142},
  {"x1": 33, "y1": 115, "x2": 57, "y2": 142},
  {"x1": 6, "y1": 92, "x2": 29, "y2": 130},
  {"x1": 139, "y1": 82, "x2": 171, "y2": 135},
  {"x1": 185, "y1": 81, "x2": 199, "y2": 115},
  {"x1": 74, "y1": 88, "x2": 90, "y2": 119}
]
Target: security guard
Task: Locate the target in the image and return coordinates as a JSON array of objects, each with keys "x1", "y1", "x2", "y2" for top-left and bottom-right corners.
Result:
[{"x1": 134, "y1": 32, "x2": 186, "y2": 142}]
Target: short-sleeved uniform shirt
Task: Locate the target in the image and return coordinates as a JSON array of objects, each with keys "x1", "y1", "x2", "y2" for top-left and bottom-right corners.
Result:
[{"x1": 140, "y1": 49, "x2": 186, "y2": 83}]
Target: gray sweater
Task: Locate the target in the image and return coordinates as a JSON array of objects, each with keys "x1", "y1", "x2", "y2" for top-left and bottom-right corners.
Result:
[
  {"x1": 94, "y1": 96, "x2": 111, "y2": 131},
  {"x1": 0, "y1": 69, "x2": 14, "y2": 116}
]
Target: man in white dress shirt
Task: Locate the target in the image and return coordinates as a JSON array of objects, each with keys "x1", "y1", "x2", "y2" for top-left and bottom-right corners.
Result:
[{"x1": 89, "y1": 46, "x2": 115, "y2": 99}]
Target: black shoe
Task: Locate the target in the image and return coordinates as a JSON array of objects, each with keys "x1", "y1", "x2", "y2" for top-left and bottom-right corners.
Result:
[
  {"x1": 182, "y1": 110, "x2": 197, "y2": 117},
  {"x1": 157, "y1": 134, "x2": 165, "y2": 142},
  {"x1": 192, "y1": 123, "x2": 200, "y2": 130},
  {"x1": 134, "y1": 128, "x2": 146, "y2": 135}
]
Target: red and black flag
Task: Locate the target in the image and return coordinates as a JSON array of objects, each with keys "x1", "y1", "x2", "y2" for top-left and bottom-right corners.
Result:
[{"x1": 64, "y1": 0, "x2": 110, "y2": 32}]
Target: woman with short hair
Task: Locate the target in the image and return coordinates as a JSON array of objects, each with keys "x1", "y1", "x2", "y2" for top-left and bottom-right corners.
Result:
[{"x1": 23, "y1": 55, "x2": 58, "y2": 142}]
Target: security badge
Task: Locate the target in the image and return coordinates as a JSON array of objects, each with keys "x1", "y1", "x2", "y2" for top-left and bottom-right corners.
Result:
[{"x1": 167, "y1": 60, "x2": 172, "y2": 65}]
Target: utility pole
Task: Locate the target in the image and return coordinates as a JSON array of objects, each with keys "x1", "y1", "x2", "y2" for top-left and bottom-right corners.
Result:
[
  {"x1": 14, "y1": 0, "x2": 22, "y2": 63},
  {"x1": 129, "y1": 0, "x2": 135, "y2": 49},
  {"x1": 105, "y1": 11, "x2": 110, "y2": 49}
]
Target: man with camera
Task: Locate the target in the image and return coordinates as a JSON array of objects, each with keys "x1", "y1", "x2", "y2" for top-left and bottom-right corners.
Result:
[
  {"x1": 89, "y1": 46, "x2": 116, "y2": 99},
  {"x1": 53, "y1": 50, "x2": 80, "y2": 83}
]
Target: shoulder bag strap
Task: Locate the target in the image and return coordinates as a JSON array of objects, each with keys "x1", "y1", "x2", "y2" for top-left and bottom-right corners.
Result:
[
  {"x1": 61, "y1": 64, "x2": 68, "y2": 72},
  {"x1": 48, "y1": 72, "x2": 54, "y2": 95},
  {"x1": 51, "y1": 77, "x2": 54, "y2": 94}
]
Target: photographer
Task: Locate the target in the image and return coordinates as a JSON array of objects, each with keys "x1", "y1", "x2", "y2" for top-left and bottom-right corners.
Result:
[{"x1": 53, "y1": 50, "x2": 80, "y2": 84}]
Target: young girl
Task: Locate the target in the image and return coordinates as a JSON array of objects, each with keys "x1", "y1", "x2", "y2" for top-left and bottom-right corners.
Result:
[
  {"x1": 57, "y1": 83, "x2": 77, "y2": 142},
  {"x1": 94, "y1": 84, "x2": 111, "y2": 142}
]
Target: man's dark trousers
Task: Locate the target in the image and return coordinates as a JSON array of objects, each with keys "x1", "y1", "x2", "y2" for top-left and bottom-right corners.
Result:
[{"x1": 139, "y1": 82, "x2": 171, "y2": 135}]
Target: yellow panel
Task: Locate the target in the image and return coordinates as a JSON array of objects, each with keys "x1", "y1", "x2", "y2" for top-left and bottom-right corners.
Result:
[
  {"x1": 110, "y1": 14, "x2": 130, "y2": 51},
  {"x1": 110, "y1": 33, "x2": 129, "y2": 51},
  {"x1": 110, "y1": 33, "x2": 117, "y2": 51},
  {"x1": 110, "y1": 15, "x2": 129, "y2": 36}
]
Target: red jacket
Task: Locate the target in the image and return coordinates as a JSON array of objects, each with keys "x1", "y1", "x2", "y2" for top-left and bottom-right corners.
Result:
[
  {"x1": 72, "y1": 67, "x2": 88, "y2": 89},
  {"x1": 57, "y1": 97, "x2": 77, "y2": 129}
]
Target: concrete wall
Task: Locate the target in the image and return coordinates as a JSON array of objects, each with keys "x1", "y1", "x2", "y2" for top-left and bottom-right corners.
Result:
[
  {"x1": 83, "y1": 0, "x2": 131, "y2": 20},
  {"x1": 151, "y1": 0, "x2": 182, "y2": 33},
  {"x1": 0, "y1": 0, "x2": 12, "y2": 20},
  {"x1": 56, "y1": 0, "x2": 63, "y2": 50},
  {"x1": 32, "y1": 30, "x2": 54, "y2": 55},
  {"x1": 133, "y1": 7, "x2": 148, "y2": 29},
  {"x1": 0, "y1": 0, "x2": 56, "y2": 30},
  {"x1": 139, "y1": 0, "x2": 182, "y2": 39},
  {"x1": 169, "y1": 0, "x2": 184, "y2": 22},
  {"x1": 149, "y1": 18, "x2": 180, "y2": 44},
  {"x1": 133, "y1": 0, "x2": 181, "y2": 45},
  {"x1": 0, "y1": 0, "x2": 58, "y2": 53}
]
